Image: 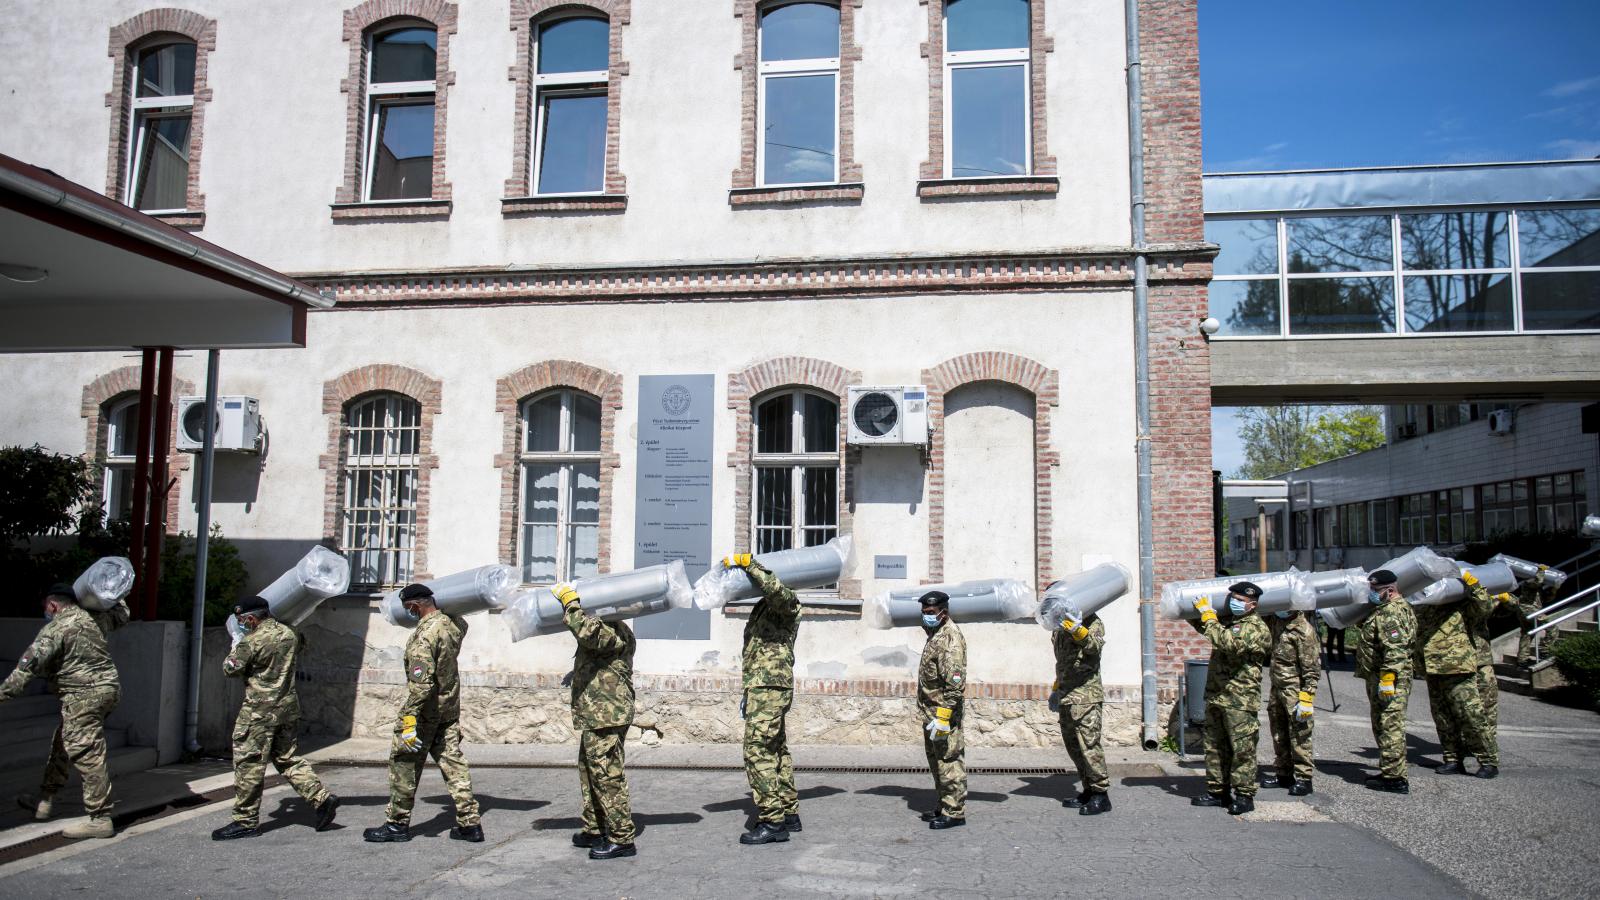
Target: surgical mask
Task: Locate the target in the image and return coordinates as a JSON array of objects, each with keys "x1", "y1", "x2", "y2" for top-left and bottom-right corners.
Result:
[
  {"x1": 1274, "y1": 610, "x2": 1291, "y2": 620},
  {"x1": 238, "y1": 618, "x2": 255, "y2": 634},
  {"x1": 921, "y1": 613, "x2": 942, "y2": 629},
  {"x1": 1227, "y1": 598, "x2": 1248, "y2": 617},
  {"x1": 1368, "y1": 590, "x2": 1383, "y2": 605},
  {"x1": 43, "y1": 610, "x2": 55, "y2": 622}
]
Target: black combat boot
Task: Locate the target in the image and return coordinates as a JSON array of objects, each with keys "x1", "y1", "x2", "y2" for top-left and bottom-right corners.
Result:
[
  {"x1": 572, "y1": 831, "x2": 604, "y2": 848},
  {"x1": 1080, "y1": 792, "x2": 1112, "y2": 816},
  {"x1": 1227, "y1": 795, "x2": 1255, "y2": 815},
  {"x1": 783, "y1": 814, "x2": 802, "y2": 832},
  {"x1": 362, "y1": 822, "x2": 411, "y2": 842},
  {"x1": 927, "y1": 815, "x2": 965, "y2": 830},
  {"x1": 211, "y1": 821, "x2": 259, "y2": 841},
  {"x1": 1190, "y1": 792, "x2": 1229, "y2": 808},
  {"x1": 1363, "y1": 775, "x2": 1409, "y2": 794},
  {"x1": 1435, "y1": 761, "x2": 1465, "y2": 775},
  {"x1": 740, "y1": 821, "x2": 790, "y2": 844},
  {"x1": 1275, "y1": 773, "x2": 1296, "y2": 789},
  {"x1": 1476, "y1": 764, "x2": 1499, "y2": 779},
  {"x1": 919, "y1": 810, "x2": 939, "y2": 821},
  {"x1": 450, "y1": 824, "x2": 484, "y2": 842},
  {"x1": 315, "y1": 795, "x2": 341, "y2": 831},
  {"x1": 589, "y1": 841, "x2": 637, "y2": 860},
  {"x1": 1063, "y1": 791, "x2": 1090, "y2": 809},
  {"x1": 1287, "y1": 780, "x2": 1313, "y2": 797}
]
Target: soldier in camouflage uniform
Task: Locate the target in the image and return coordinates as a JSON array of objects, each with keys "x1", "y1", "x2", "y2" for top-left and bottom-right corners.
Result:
[
  {"x1": 553, "y1": 582, "x2": 638, "y2": 860},
  {"x1": 918, "y1": 591, "x2": 968, "y2": 829},
  {"x1": 1188, "y1": 583, "x2": 1271, "y2": 816},
  {"x1": 363, "y1": 583, "x2": 482, "y2": 843},
  {"x1": 1356, "y1": 569, "x2": 1416, "y2": 793},
  {"x1": 1471, "y1": 592, "x2": 1516, "y2": 763},
  {"x1": 1514, "y1": 570, "x2": 1556, "y2": 665},
  {"x1": 2, "y1": 583, "x2": 127, "y2": 839},
  {"x1": 1048, "y1": 605, "x2": 1110, "y2": 815},
  {"x1": 1266, "y1": 608, "x2": 1320, "y2": 796},
  {"x1": 212, "y1": 595, "x2": 339, "y2": 840},
  {"x1": 725, "y1": 554, "x2": 802, "y2": 846},
  {"x1": 1415, "y1": 570, "x2": 1498, "y2": 778}
]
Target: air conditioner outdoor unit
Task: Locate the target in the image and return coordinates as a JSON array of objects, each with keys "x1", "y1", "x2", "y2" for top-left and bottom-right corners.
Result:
[
  {"x1": 176, "y1": 396, "x2": 262, "y2": 453},
  {"x1": 1488, "y1": 408, "x2": 1515, "y2": 436},
  {"x1": 846, "y1": 385, "x2": 929, "y2": 446}
]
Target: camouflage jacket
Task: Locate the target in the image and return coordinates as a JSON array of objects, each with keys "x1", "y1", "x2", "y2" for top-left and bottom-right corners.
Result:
[
  {"x1": 1267, "y1": 612, "x2": 1321, "y2": 701},
  {"x1": 741, "y1": 562, "x2": 800, "y2": 691},
  {"x1": 917, "y1": 620, "x2": 967, "y2": 718},
  {"x1": 1516, "y1": 578, "x2": 1552, "y2": 622},
  {"x1": 399, "y1": 611, "x2": 466, "y2": 723},
  {"x1": 1414, "y1": 580, "x2": 1491, "y2": 676},
  {"x1": 564, "y1": 603, "x2": 636, "y2": 730},
  {"x1": 1195, "y1": 613, "x2": 1270, "y2": 711},
  {"x1": 0, "y1": 602, "x2": 125, "y2": 699},
  {"x1": 223, "y1": 617, "x2": 303, "y2": 726},
  {"x1": 1051, "y1": 616, "x2": 1104, "y2": 706},
  {"x1": 1355, "y1": 595, "x2": 1415, "y2": 681}
]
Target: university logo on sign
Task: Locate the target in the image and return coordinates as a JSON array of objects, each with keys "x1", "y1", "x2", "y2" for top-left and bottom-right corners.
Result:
[{"x1": 661, "y1": 384, "x2": 693, "y2": 416}]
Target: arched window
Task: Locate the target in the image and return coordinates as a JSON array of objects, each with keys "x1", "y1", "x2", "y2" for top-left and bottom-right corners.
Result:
[
  {"x1": 530, "y1": 13, "x2": 611, "y2": 195},
  {"x1": 102, "y1": 396, "x2": 145, "y2": 522},
  {"x1": 364, "y1": 23, "x2": 438, "y2": 201},
  {"x1": 125, "y1": 39, "x2": 197, "y2": 212},
  {"x1": 519, "y1": 389, "x2": 602, "y2": 582},
  {"x1": 757, "y1": 2, "x2": 840, "y2": 186},
  {"x1": 341, "y1": 393, "x2": 422, "y2": 589},
  {"x1": 942, "y1": 0, "x2": 1030, "y2": 178},
  {"x1": 752, "y1": 390, "x2": 838, "y2": 554}
]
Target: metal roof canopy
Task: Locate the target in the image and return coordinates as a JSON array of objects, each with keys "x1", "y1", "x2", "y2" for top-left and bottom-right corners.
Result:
[
  {"x1": 1204, "y1": 159, "x2": 1600, "y2": 216},
  {"x1": 0, "y1": 153, "x2": 331, "y2": 353}
]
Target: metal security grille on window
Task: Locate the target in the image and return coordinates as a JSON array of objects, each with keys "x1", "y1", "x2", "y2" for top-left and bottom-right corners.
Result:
[
  {"x1": 519, "y1": 390, "x2": 602, "y2": 583},
  {"x1": 341, "y1": 394, "x2": 420, "y2": 590},
  {"x1": 753, "y1": 391, "x2": 839, "y2": 569},
  {"x1": 126, "y1": 41, "x2": 195, "y2": 213}
]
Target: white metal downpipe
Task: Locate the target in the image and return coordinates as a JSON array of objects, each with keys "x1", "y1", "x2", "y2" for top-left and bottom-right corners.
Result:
[{"x1": 184, "y1": 350, "x2": 220, "y2": 754}]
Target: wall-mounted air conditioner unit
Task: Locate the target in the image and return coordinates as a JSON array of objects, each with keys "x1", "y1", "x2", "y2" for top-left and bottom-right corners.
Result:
[
  {"x1": 846, "y1": 386, "x2": 929, "y2": 446},
  {"x1": 176, "y1": 396, "x2": 263, "y2": 453},
  {"x1": 1488, "y1": 408, "x2": 1515, "y2": 436}
]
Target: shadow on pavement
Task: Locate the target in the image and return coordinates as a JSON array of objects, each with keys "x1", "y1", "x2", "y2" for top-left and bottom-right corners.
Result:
[
  {"x1": 1119, "y1": 774, "x2": 1203, "y2": 799},
  {"x1": 1011, "y1": 773, "x2": 1079, "y2": 806},
  {"x1": 529, "y1": 811, "x2": 705, "y2": 836},
  {"x1": 854, "y1": 784, "x2": 1008, "y2": 815},
  {"x1": 702, "y1": 785, "x2": 847, "y2": 829}
]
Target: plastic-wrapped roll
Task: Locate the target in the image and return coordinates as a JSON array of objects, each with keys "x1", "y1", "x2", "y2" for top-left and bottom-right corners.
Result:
[
  {"x1": 1035, "y1": 563, "x2": 1131, "y2": 630},
  {"x1": 865, "y1": 578, "x2": 1034, "y2": 629},
  {"x1": 1409, "y1": 562, "x2": 1516, "y2": 607},
  {"x1": 501, "y1": 560, "x2": 692, "y2": 642},
  {"x1": 692, "y1": 536, "x2": 853, "y2": 610},
  {"x1": 1319, "y1": 602, "x2": 1374, "y2": 631},
  {"x1": 72, "y1": 557, "x2": 135, "y2": 612},
  {"x1": 1489, "y1": 553, "x2": 1568, "y2": 590},
  {"x1": 256, "y1": 546, "x2": 351, "y2": 626},
  {"x1": 1158, "y1": 570, "x2": 1305, "y2": 619},
  {"x1": 380, "y1": 564, "x2": 518, "y2": 628},
  {"x1": 1375, "y1": 546, "x2": 1457, "y2": 597},
  {"x1": 1583, "y1": 514, "x2": 1600, "y2": 538},
  {"x1": 1302, "y1": 568, "x2": 1370, "y2": 610}
]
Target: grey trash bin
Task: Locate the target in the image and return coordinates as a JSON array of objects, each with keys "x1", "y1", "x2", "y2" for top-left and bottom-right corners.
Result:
[{"x1": 1184, "y1": 659, "x2": 1209, "y2": 725}]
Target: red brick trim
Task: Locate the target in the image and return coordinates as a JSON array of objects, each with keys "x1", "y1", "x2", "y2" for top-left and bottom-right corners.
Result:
[
  {"x1": 921, "y1": 352, "x2": 1060, "y2": 592},
  {"x1": 493, "y1": 360, "x2": 624, "y2": 578},
  {"x1": 319, "y1": 365, "x2": 443, "y2": 585},
  {"x1": 503, "y1": 0, "x2": 630, "y2": 208},
  {"x1": 727, "y1": 357, "x2": 863, "y2": 600},
  {"x1": 917, "y1": 0, "x2": 1055, "y2": 184},
  {"x1": 334, "y1": 0, "x2": 458, "y2": 214},
  {"x1": 330, "y1": 199, "x2": 453, "y2": 221},
  {"x1": 81, "y1": 366, "x2": 194, "y2": 534},
  {"x1": 103, "y1": 8, "x2": 217, "y2": 228},
  {"x1": 730, "y1": 0, "x2": 864, "y2": 202},
  {"x1": 916, "y1": 176, "x2": 1058, "y2": 199}
]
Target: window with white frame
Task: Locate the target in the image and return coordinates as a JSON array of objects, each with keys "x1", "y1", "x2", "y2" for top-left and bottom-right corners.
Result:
[
  {"x1": 752, "y1": 391, "x2": 839, "y2": 557},
  {"x1": 519, "y1": 390, "x2": 602, "y2": 583},
  {"x1": 102, "y1": 396, "x2": 144, "y2": 522},
  {"x1": 531, "y1": 14, "x2": 610, "y2": 196},
  {"x1": 364, "y1": 24, "x2": 437, "y2": 201},
  {"x1": 341, "y1": 393, "x2": 421, "y2": 590},
  {"x1": 125, "y1": 41, "x2": 196, "y2": 212},
  {"x1": 943, "y1": 0, "x2": 1031, "y2": 179},
  {"x1": 758, "y1": 2, "x2": 840, "y2": 186}
]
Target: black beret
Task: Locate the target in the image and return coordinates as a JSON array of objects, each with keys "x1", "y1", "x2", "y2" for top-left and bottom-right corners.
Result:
[
  {"x1": 918, "y1": 590, "x2": 951, "y2": 608},
  {"x1": 232, "y1": 595, "x2": 269, "y2": 617},
  {"x1": 1228, "y1": 581, "x2": 1263, "y2": 600},
  {"x1": 1369, "y1": 569, "x2": 1398, "y2": 586},
  {"x1": 399, "y1": 583, "x2": 434, "y2": 601},
  {"x1": 45, "y1": 583, "x2": 78, "y2": 602}
]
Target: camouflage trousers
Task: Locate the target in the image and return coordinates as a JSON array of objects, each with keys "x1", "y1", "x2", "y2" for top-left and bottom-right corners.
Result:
[
  {"x1": 1202, "y1": 704, "x2": 1259, "y2": 798},
  {"x1": 1057, "y1": 702, "x2": 1109, "y2": 794},
  {"x1": 1267, "y1": 690, "x2": 1315, "y2": 782},
  {"x1": 231, "y1": 717, "x2": 330, "y2": 827},
  {"x1": 578, "y1": 726, "x2": 635, "y2": 843},
  {"x1": 1476, "y1": 662, "x2": 1500, "y2": 755},
  {"x1": 41, "y1": 686, "x2": 118, "y2": 818},
  {"x1": 743, "y1": 687, "x2": 797, "y2": 824},
  {"x1": 1366, "y1": 675, "x2": 1412, "y2": 779},
  {"x1": 385, "y1": 717, "x2": 480, "y2": 827},
  {"x1": 1517, "y1": 603, "x2": 1543, "y2": 662},
  {"x1": 1427, "y1": 673, "x2": 1497, "y2": 766},
  {"x1": 922, "y1": 719, "x2": 966, "y2": 818}
]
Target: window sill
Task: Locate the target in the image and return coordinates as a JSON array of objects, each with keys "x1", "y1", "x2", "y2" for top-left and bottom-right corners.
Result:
[
  {"x1": 916, "y1": 176, "x2": 1059, "y2": 199},
  {"x1": 330, "y1": 199, "x2": 452, "y2": 221},
  {"x1": 729, "y1": 183, "x2": 865, "y2": 207},
  {"x1": 502, "y1": 195, "x2": 628, "y2": 215},
  {"x1": 148, "y1": 210, "x2": 206, "y2": 230}
]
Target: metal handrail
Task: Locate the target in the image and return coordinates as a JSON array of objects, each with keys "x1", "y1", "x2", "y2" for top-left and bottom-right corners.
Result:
[
  {"x1": 1530, "y1": 574, "x2": 1600, "y2": 621},
  {"x1": 1529, "y1": 582, "x2": 1600, "y2": 635},
  {"x1": 1552, "y1": 543, "x2": 1600, "y2": 572}
]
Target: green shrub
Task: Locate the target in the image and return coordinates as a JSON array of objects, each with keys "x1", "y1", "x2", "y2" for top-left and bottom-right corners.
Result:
[{"x1": 1551, "y1": 632, "x2": 1600, "y2": 709}]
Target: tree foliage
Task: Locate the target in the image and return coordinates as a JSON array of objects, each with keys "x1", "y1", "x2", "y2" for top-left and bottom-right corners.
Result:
[
  {"x1": 1232, "y1": 406, "x2": 1386, "y2": 479},
  {"x1": 0, "y1": 445, "x2": 98, "y2": 548}
]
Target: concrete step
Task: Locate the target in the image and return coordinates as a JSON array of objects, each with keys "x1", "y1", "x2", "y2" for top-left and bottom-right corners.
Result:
[
  {"x1": 0, "y1": 716, "x2": 61, "y2": 747},
  {"x1": 0, "y1": 744, "x2": 159, "y2": 811},
  {"x1": 0, "y1": 726, "x2": 128, "y2": 774},
  {"x1": 0, "y1": 695, "x2": 58, "y2": 723},
  {"x1": 1496, "y1": 672, "x2": 1534, "y2": 696}
]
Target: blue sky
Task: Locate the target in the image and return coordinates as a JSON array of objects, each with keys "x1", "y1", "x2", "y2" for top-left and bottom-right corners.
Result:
[{"x1": 1201, "y1": 1, "x2": 1600, "y2": 474}]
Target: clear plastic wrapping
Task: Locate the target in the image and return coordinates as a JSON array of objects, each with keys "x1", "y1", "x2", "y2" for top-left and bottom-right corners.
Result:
[
  {"x1": 1376, "y1": 546, "x2": 1458, "y2": 597},
  {"x1": 1302, "y1": 567, "x2": 1370, "y2": 610},
  {"x1": 1157, "y1": 569, "x2": 1306, "y2": 620},
  {"x1": 1409, "y1": 561, "x2": 1517, "y2": 607},
  {"x1": 1035, "y1": 563, "x2": 1131, "y2": 630},
  {"x1": 1489, "y1": 553, "x2": 1568, "y2": 590},
  {"x1": 257, "y1": 546, "x2": 351, "y2": 626},
  {"x1": 692, "y1": 536, "x2": 854, "y2": 611},
  {"x1": 1318, "y1": 602, "x2": 1374, "y2": 631},
  {"x1": 501, "y1": 560, "x2": 692, "y2": 642},
  {"x1": 72, "y1": 557, "x2": 135, "y2": 612},
  {"x1": 865, "y1": 578, "x2": 1035, "y2": 629},
  {"x1": 1583, "y1": 514, "x2": 1600, "y2": 538},
  {"x1": 380, "y1": 564, "x2": 518, "y2": 628}
]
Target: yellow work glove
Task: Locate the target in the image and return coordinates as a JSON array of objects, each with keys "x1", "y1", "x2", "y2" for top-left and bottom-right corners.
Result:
[
  {"x1": 1047, "y1": 680, "x2": 1063, "y2": 712},
  {"x1": 1493, "y1": 592, "x2": 1514, "y2": 605},
  {"x1": 1460, "y1": 569, "x2": 1479, "y2": 587},
  {"x1": 1295, "y1": 690, "x2": 1314, "y2": 720},
  {"x1": 723, "y1": 553, "x2": 753, "y2": 569},
  {"x1": 925, "y1": 706, "x2": 953, "y2": 740},
  {"x1": 398, "y1": 715, "x2": 422, "y2": 752},
  {"x1": 554, "y1": 583, "x2": 581, "y2": 609},
  {"x1": 1378, "y1": 672, "x2": 1397, "y2": 697},
  {"x1": 1194, "y1": 595, "x2": 1218, "y2": 625},
  {"x1": 1061, "y1": 615, "x2": 1089, "y2": 642}
]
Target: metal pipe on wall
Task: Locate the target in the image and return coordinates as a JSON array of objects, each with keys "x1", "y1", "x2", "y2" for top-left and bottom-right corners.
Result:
[
  {"x1": 127, "y1": 349, "x2": 156, "y2": 619},
  {"x1": 185, "y1": 349, "x2": 219, "y2": 755}
]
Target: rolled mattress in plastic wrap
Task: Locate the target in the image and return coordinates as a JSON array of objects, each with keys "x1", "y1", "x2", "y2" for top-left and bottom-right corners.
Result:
[
  {"x1": 692, "y1": 537, "x2": 853, "y2": 610},
  {"x1": 1302, "y1": 568, "x2": 1370, "y2": 610},
  {"x1": 501, "y1": 560, "x2": 693, "y2": 642},
  {"x1": 1036, "y1": 563, "x2": 1130, "y2": 630},
  {"x1": 1583, "y1": 514, "x2": 1600, "y2": 538},
  {"x1": 1489, "y1": 553, "x2": 1568, "y2": 590},
  {"x1": 1409, "y1": 562, "x2": 1516, "y2": 607},
  {"x1": 864, "y1": 578, "x2": 1035, "y2": 629},
  {"x1": 1318, "y1": 602, "x2": 1374, "y2": 631},
  {"x1": 380, "y1": 564, "x2": 518, "y2": 628},
  {"x1": 256, "y1": 546, "x2": 351, "y2": 626},
  {"x1": 72, "y1": 557, "x2": 135, "y2": 612},
  {"x1": 1158, "y1": 570, "x2": 1306, "y2": 619},
  {"x1": 1375, "y1": 546, "x2": 1458, "y2": 597}
]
